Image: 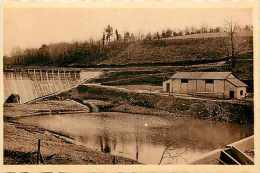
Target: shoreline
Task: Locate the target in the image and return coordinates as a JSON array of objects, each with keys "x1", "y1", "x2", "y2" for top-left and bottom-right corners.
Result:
[
  {"x1": 3, "y1": 98, "x2": 253, "y2": 165},
  {"x1": 4, "y1": 119, "x2": 139, "y2": 165}
]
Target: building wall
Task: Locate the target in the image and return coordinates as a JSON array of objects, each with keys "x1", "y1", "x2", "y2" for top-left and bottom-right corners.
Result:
[
  {"x1": 205, "y1": 82, "x2": 214, "y2": 92},
  {"x1": 224, "y1": 80, "x2": 239, "y2": 99},
  {"x1": 214, "y1": 80, "x2": 224, "y2": 93},
  {"x1": 196, "y1": 80, "x2": 205, "y2": 92},
  {"x1": 188, "y1": 80, "x2": 196, "y2": 93},
  {"x1": 162, "y1": 79, "x2": 171, "y2": 92},
  {"x1": 163, "y1": 77, "x2": 246, "y2": 99},
  {"x1": 179, "y1": 80, "x2": 188, "y2": 93},
  {"x1": 236, "y1": 87, "x2": 247, "y2": 99},
  {"x1": 171, "y1": 79, "x2": 180, "y2": 93}
]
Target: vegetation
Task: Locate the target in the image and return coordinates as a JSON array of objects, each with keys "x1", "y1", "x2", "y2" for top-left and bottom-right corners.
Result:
[
  {"x1": 4, "y1": 24, "x2": 253, "y2": 67},
  {"x1": 58, "y1": 84, "x2": 254, "y2": 123}
]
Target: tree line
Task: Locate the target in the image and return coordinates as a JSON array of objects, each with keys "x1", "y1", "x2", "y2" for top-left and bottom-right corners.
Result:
[{"x1": 4, "y1": 23, "x2": 253, "y2": 66}]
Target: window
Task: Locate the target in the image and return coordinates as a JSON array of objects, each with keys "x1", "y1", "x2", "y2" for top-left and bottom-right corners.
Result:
[
  {"x1": 205, "y1": 79, "x2": 214, "y2": 84},
  {"x1": 240, "y1": 90, "x2": 243, "y2": 96},
  {"x1": 181, "y1": 79, "x2": 188, "y2": 83}
]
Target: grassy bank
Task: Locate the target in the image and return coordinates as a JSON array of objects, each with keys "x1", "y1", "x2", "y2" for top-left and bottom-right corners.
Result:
[{"x1": 57, "y1": 84, "x2": 254, "y2": 124}]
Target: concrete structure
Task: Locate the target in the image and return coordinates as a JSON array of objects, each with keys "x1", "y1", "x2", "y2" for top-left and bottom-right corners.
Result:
[
  {"x1": 190, "y1": 135, "x2": 254, "y2": 165},
  {"x1": 163, "y1": 72, "x2": 247, "y2": 99},
  {"x1": 4, "y1": 68, "x2": 102, "y2": 104}
]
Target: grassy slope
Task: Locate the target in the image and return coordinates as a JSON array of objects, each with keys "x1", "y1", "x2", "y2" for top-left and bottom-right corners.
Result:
[
  {"x1": 99, "y1": 36, "x2": 253, "y2": 66},
  {"x1": 92, "y1": 35, "x2": 253, "y2": 88},
  {"x1": 58, "y1": 84, "x2": 253, "y2": 123}
]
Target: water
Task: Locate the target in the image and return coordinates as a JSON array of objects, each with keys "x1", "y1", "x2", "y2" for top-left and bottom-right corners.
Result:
[
  {"x1": 4, "y1": 69, "x2": 102, "y2": 103},
  {"x1": 16, "y1": 112, "x2": 251, "y2": 164}
]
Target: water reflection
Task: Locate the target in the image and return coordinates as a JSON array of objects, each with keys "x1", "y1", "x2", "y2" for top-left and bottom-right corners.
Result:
[{"x1": 17, "y1": 112, "x2": 252, "y2": 164}]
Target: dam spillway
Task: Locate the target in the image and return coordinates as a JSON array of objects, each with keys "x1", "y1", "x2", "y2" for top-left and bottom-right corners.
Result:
[{"x1": 4, "y1": 68, "x2": 101, "y2": 103}]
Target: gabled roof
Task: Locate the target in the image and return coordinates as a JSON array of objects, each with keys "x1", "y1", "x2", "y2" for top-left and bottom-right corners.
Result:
[
  {"x1": 227, "y1": 78, "x2": 248, "y2": 87},
  {"x1": 170, "y1": 72, "x2": 232, "y2": 80}
]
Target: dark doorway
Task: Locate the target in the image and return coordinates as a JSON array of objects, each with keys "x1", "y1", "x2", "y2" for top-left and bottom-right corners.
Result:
[
  {"x1": 5, "y1": 94, "x2": 20, "y2": 103},
  {"x1": 166, "y1": 83, "x2": 170, "y2": 92},
  {"x1": 229, "y1": 91, "x2": 235, "y2": 99}
]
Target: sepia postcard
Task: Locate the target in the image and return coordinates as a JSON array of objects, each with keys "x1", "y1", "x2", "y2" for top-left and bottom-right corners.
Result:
[{"x1": 0, "y1": 0, "x2": 259, "y2": 172}]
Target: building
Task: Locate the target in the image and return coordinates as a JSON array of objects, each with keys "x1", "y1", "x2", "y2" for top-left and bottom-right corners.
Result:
[{"x1": 163, "y1": 72, "x2": 247, "y2": 99}]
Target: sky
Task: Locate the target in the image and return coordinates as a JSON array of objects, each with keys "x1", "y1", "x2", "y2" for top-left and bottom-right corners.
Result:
[{"x1": 4, "y1": 8, "x2": 252, "y2": 55}]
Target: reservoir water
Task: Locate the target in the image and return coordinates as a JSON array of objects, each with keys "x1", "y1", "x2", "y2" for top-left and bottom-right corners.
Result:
[{"x1": 16, "y1": 112, "x2": 252, "y2": 164}]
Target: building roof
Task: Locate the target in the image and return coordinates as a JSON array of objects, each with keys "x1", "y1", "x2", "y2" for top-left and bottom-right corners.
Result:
[
  {"x1": 227, "y1": 78, "x2": 248, "y2": 87},
  {"x1": 170, "y1": 72, "x2": 232, "y2": 80}
]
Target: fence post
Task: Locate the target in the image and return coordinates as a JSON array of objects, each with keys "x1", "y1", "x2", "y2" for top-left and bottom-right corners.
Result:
[
  {"x1": 37, "y1": 139, "x2": 41, "y2": 164},
  {"x1": 112, "y1": 155, "x2": 116, "y2": 164}
]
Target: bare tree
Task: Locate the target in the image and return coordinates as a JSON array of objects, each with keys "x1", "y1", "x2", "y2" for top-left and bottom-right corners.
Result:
[
  {"x1": 161, "y1": 30, "x2": 166, "y2": 38},
  {"x1": 190, "y1": 26, "x2": 197, "y2": 34},
  {"x1": 159, "y1": 141, "x2": 189, "y2": 164},
  {"x1": 165, "y1": 29, "x2": 173, "y2": 38},
  {"x1": 200, "y1": 23, "x2": 208, "y2": 33},
  {"x1": 10, "y1": 46, "x2": 23, "y2": 57},
  {"x1": 184, "y1": 26, "x2": 190, "y2": 35},
  {"x1": 102, "y1": 32, "x2": 106, "y2": 46},
  {"x1": 224, "y1": 19, "x2": 238, "y2": 57},
  {"x1": 155, "y1": 32, "x2": 161, "y2": 40},
  {"x1": 124, "y1": 32, "x2": 130, "y2": 42},
  {"x1": 130, "y1": 33, "x2": 135, "y2": 42},
  {"x1": 145, "y1": 32, "x2": 152, "y2": 40},
  {"x1": 105, "y1": 24, "x2": 113, "y2": 43},
  {"x1": 115, "y1": 29, "x2": 121, "y2": 41}
]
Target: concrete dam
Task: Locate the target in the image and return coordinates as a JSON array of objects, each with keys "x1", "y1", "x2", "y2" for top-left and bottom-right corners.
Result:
[{"x1": 4, "y1": 68, "x2": 102, "y2": 103}]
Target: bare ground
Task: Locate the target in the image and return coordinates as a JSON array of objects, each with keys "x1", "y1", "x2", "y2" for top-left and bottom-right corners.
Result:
[{"x1": 4, "y1": 100, "x2": 90, "y2": 119}]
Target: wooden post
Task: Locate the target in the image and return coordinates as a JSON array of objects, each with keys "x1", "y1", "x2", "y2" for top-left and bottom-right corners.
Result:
[
  {"x1": 37, "y1": 139, "x2": 41, "y2": 164},
  {"x1": 74, "y1": 71, "x2": 77, "y2": 80},
  {"x1": 33, "y1": 69, "x2": 36, "y2": 79},
  {"x1": 40, "y1": 70, "x2": 43, "y2": 81},
  {"x1": 100, "y1": 136, "x2": 104, "y2": 152},
  {"x1": 135, "y1": 134, "x2": 139, "y2": 161},
  {"x1": 112, "y1": 155, "x2": 116, "y2": 164}
]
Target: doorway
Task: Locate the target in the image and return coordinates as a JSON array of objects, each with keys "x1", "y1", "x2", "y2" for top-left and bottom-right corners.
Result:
[
  {"x1": 229, "y1": 91, "x2": 235, "y2": 99},
  {"x1": 166, "y1": 83, "x2": 170, "y2": 92}
]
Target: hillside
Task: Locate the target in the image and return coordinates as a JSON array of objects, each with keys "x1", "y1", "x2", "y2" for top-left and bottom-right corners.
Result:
[
  {"x1": 99, "y1": 35, "x2": 253, "y2": 66},
  {"x1": 5, "y1": 32, "x2": 253, "y2": 67}
]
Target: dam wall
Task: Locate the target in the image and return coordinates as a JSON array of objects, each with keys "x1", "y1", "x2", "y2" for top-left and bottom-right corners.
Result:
[{"x1": 4, "y1": 68, "x2": 101, "y2": 103}]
